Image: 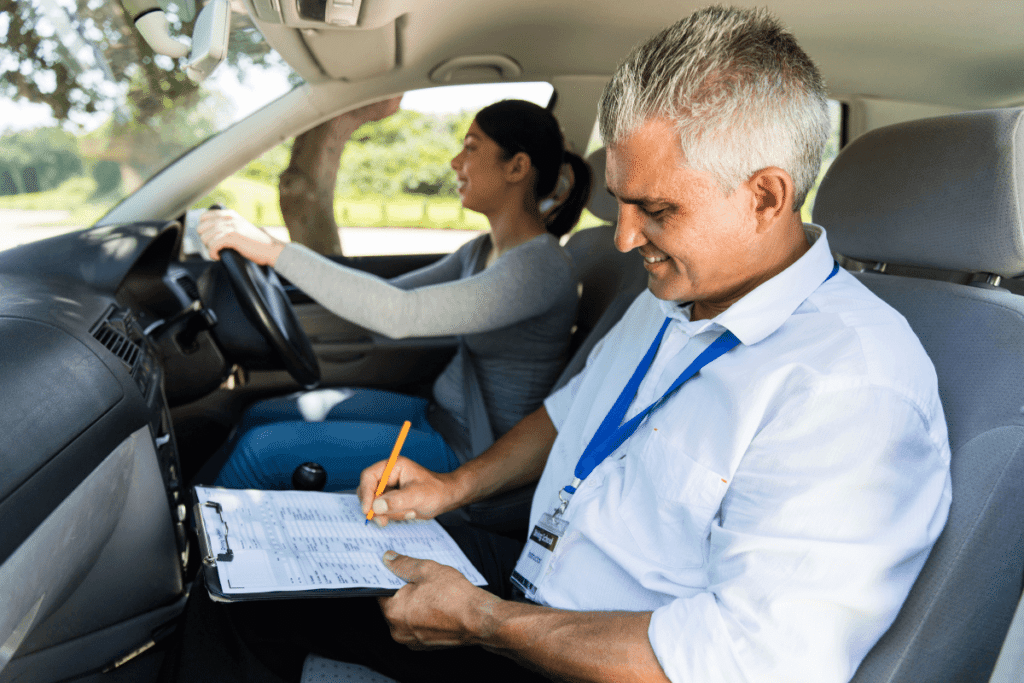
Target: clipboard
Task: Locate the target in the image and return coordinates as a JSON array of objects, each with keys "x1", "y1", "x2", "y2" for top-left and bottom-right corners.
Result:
[
  {"x1": 191, "y1": 487, "x2": 486, "y2": 603},
  {"x1": 193, "y1": 495, "x2": 401, "y2": 602}
]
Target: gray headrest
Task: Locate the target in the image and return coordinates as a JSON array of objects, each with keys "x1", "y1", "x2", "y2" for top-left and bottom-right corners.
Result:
[
  {"x1": 586, "y1": 147, "x2": 619, "y2": 224},
  {"x1": 813, "y1": 108, "x2": 1024, "y2": 278}
]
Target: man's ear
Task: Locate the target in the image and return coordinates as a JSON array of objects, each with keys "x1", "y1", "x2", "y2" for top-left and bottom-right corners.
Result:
[
  {"x1": 750, "y1": 167, "x2": 795, "y2": 231},
  {"x1": 505, "y1": 151, "x2": 533, "y2": 184}
]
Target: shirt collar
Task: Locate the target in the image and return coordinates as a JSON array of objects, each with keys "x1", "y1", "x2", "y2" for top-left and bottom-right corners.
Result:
[{"x1": 657, "y1": 224, "x2": 834, "y2": 345}]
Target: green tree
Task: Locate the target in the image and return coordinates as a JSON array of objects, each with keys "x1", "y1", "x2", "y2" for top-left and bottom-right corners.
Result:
[
  {"x1": 0, "y1": 0, "x2": 276, "y2": 124},
  {"x1": 338, "y1": 109, "x2": 474, "y2": 198},
  {"x1": 0, "y1": 127, "x2": 83, "y2": 194},
  {"x1": 0, "y1": 0, "x2": 280, "y2": 190},
  {"x1": 0, "y1": 0, "x2": 431, "y2": 255}
]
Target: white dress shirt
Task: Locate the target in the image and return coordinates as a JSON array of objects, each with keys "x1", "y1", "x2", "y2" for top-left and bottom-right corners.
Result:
[{"x1": 533, "y1": 226, "x2": 952, "y2": 683}]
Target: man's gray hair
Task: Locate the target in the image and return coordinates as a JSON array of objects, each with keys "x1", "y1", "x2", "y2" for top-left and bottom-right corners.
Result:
[{"x1": 598, "y1": 5, "x2": 830, "y2": 209}]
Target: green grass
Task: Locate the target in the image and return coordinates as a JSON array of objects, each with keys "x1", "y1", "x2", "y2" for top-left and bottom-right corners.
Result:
[
  {"x1": 3, "y1": 172, "x2": 611, "y2": 234},
  {"x1": 0, "y1": 176, "x2": 109, "y2": 226},
  {"x1": 193, "y1": 176, "x2": 285, "y2": 226},
  {"x1": 189, "y1": 176, "x2": 615, "y2": 233},
  {"x1": 193, "y1": 176, "x2": 491, "y2": 230}
]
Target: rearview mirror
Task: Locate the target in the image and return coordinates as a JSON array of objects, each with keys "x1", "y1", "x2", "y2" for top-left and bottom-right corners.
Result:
[{"x1": 184, "y1": 0, "x2": 230, "y2": 82}]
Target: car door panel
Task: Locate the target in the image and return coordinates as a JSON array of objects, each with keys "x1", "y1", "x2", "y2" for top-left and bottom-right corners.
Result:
[{"x1": 283, "y1": 252, "x2": 460, "y2": 391}]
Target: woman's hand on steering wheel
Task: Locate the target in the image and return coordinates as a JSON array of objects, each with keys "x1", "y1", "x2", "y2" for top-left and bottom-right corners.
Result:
[
  {"x1": 198, "y1": 207, "x2": 286, "y2": 266},
  {"x1": 199, "y1": 205, "x2": 321, "y2": 389}
]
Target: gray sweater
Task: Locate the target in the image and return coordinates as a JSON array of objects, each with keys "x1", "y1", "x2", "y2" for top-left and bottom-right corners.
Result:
[{"x1": 274, "y1": 233, "x2": 579, "y2": 459}]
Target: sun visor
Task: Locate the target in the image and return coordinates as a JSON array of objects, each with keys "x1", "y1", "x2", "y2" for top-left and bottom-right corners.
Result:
[
  {"x1": 302, "y1": 19, "x2": 398, "y2": 81},
  {"x1": 243, "y1": 0, "x2": 401, "y2": 80}
]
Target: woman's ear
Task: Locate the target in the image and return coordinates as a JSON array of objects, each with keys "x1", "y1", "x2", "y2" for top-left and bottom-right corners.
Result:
[
  {"x1": 750, "y1": 167, "x2": 795, "y2": 231},
  {"x1": 505, "y1": 151, "x2": 533, "y2": 184}
]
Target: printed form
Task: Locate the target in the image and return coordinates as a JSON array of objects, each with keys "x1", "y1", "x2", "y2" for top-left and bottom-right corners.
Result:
[{"x1": 194, "y1": 487, "x2": 486, "y2": 595}]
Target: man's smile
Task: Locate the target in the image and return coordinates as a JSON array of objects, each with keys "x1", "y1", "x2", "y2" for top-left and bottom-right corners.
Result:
[{"x1": 639, "y1": 247, "x2": 670, "y2": 266}]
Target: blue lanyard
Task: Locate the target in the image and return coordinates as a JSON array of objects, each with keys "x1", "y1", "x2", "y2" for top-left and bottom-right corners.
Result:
[{"x1": 560, "y1": 261, "x2": 840, "y2": 504}]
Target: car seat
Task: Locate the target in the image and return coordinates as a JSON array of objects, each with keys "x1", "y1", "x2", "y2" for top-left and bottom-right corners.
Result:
[
  {"x1": 436, "y1": 148, "x2": 646, "y2": 533},
  {"x1": 813, "y1": 107, "x2": 1024, "y2": 683}
]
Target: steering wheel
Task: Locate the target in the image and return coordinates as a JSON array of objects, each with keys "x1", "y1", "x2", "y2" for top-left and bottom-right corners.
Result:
[{"x1": 211, "y1": 207, "x2": 321, "y2": 389}]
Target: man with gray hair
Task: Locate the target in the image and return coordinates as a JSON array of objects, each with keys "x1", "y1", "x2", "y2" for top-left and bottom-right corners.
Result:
[
  {"x1": 179, "y1": 6, "x2": 950, "y2": 683},
  {"x1": 354, "y1": 6, "x2": 949, "y2": 681}
]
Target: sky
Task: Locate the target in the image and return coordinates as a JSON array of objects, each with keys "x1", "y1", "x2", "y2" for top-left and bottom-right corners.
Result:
[{"x1": 402, "y1": 82, "x2": 553, "y2": 114}]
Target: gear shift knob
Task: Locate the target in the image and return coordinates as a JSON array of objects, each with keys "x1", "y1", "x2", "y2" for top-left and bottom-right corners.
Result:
[{"x1": 292, "y1": 462, "x2": 327, "y2": 491}]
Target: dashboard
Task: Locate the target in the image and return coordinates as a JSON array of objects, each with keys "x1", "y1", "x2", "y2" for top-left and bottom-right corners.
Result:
[{"x1": 0, "y1": 221, "x2": 240, "y2": 678}]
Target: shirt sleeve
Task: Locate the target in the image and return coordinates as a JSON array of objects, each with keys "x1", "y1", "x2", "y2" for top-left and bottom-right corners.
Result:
[
  {"x1": 647, "y1": 382, "x2": 951, "y2": 683},
  {"x1": 385, "y1": 240, "x2": 470, "y2": 290},
  {"x1": 273, "y1": 236, "x2": 573, "y2": 339}
]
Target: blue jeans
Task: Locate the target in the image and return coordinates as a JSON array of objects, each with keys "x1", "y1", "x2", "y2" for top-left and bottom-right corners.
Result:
[{"x1": 214, "y1": 388, "x2": 461, "y2": 491}]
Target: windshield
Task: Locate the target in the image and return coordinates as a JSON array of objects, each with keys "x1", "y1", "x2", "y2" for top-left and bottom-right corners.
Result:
[{"x1": 0, "y1": 0, "x2": 297, "y2": 250}]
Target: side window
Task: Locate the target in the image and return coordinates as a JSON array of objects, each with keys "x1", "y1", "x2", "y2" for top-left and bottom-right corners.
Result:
[
  {"x1": 801, "y1": 99, "x2": 845, "y2": 222},
  {"x1": 195, "y1": 82, "x2": 555, "y2": 257}
]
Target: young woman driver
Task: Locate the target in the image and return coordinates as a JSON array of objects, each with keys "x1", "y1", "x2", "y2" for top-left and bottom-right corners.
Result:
[{"x1": 198, "y1": 99, "x2": 592, "y2": 492}]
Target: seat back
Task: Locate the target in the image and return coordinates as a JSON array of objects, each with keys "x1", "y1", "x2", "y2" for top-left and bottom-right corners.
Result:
[
  {"x1": 814, "y1": 107, "x2": 1024, "y2": 683},
  {"x1": 448, "y1": 148, "x2": 647, "y2": 532},
  {"x1": 555, "y1": 148, "x2": 647, "y2": 391},
  {"x1": 447, "y1": 148, "x2": 646, "y2": 531}
]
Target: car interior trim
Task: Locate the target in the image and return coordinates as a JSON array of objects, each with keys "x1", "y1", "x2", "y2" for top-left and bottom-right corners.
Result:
[{"x1": 0, "y1": 431, "x2": 136, "y2": 676}]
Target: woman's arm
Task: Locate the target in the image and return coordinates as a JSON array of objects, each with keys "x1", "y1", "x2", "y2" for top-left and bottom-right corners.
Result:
[
  {"x1": 274, "y1": 236, "x2": 572, "y2": 339},
  {"x1": 386, "y1": 243, "x2": 470, "y2": 290}
]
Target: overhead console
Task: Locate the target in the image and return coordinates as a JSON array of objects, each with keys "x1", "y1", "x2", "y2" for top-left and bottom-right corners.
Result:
[{"x1": 252, "y1": 0, "x2": 363, "y2": 27}]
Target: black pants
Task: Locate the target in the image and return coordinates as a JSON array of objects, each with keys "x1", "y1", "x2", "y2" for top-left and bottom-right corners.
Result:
[{"x1": 158, "y1": 525, "x2": 551, "y2": 683}]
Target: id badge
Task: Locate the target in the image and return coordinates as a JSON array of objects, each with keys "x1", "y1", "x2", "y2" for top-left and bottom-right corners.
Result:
[{"x1": 510, "y1": 513, "x2": 569, "y2": 600}]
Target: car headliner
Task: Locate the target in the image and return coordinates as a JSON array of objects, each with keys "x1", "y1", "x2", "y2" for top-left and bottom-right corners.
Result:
[{"x1": 255, "y1": 0, "x2": 1023, "y2": 110}]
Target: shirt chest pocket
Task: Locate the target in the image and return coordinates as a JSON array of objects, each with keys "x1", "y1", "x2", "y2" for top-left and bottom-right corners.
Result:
[{"x1": 618, "y1": 429, "x2": 730, "y2": 569}]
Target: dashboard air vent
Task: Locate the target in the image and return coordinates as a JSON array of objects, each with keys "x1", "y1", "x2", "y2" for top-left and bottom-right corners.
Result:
[{"x1": 92, "y1": 309, "x2": 142, "y2": 372}]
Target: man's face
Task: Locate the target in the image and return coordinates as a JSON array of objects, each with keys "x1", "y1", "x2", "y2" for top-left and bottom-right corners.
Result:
[{"x1": 606, "y1": 118, "x2": 766, "y2": 314}]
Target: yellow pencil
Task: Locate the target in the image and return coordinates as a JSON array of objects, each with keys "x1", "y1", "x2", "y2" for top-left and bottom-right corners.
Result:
[{"x1": 366, "y1": 420, "x2": 412, "y2": 523}]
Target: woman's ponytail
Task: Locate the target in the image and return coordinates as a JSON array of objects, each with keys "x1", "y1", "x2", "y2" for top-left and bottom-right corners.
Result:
[{"x1": 543, "y1": 151, "x2": 593, "y2": 238}]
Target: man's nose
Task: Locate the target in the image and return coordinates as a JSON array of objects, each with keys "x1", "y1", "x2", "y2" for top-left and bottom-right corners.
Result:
[
  {"x1": 614, "y1": 205, "x2": 648, "y2": 253},
  {"x1": 450, "y1": 151, "x2": 462, "y2": 170}
]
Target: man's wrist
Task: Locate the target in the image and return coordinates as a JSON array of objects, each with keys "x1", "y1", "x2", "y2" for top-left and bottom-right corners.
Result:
[
  {"x1": 469, "y1": 592, "x2": 531, "y2": 649},
  {"x1": 438, "y1": 466, "x2": 479, "y2": 513}
]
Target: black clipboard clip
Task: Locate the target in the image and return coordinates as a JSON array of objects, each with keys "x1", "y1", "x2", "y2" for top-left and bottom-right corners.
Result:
[{"x1": 194, "y1": 500, "x2": 234, "y2": 566}]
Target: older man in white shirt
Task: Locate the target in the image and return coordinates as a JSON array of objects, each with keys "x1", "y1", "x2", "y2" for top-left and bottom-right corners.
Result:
[
  {"x1": 353, "y1": 7, "x2": 952, "y2": 683},
  {"x1": 179, "y1": 6, "x2": 951, "y2": 683}
]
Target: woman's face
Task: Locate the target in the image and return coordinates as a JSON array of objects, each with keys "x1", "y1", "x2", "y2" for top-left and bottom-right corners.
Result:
[{"x1": 450, "y1": 120, "x2": 515, "y2": 215}]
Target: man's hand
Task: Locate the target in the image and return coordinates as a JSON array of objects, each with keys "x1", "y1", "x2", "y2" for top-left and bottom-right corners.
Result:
[
  {"x1": 378, "y1": 551, "x2": 499, "y2": 648},
  {"x1": 377, "y1": 550, "x2": 669, "y2": 683},
  {"x1": 357, "y1": 457, "x2": 463, "y2": 527},
  {"x1": 198, "y1": 208, "x2": 286, "y2": 265}
]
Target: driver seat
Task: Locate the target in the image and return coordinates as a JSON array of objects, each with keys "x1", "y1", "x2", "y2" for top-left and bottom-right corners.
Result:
[{"x1": 436, "y1": 147, "x2": 645, "y2": 532}]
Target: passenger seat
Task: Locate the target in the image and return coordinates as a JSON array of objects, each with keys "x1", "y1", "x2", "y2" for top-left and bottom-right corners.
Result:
[{"x1": 814, "y1": 107, "x2": 1024, "y2": 683}]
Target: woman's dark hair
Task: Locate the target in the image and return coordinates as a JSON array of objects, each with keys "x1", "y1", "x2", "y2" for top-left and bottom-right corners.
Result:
[{"x1": 474, "y1": 99, "x2": 593, "y2": 238}]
